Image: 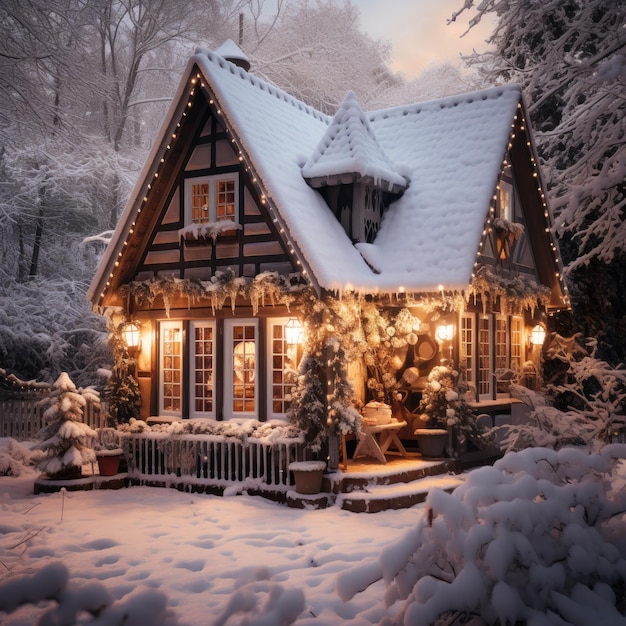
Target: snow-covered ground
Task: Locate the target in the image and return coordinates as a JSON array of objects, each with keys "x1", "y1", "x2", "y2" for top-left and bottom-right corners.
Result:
[
  {"x1": 2, "y1": 441, "x2": 626, "y2": 625},
  {"x1": 0, "y1": 461, "x2": 416, "y2": 625}
]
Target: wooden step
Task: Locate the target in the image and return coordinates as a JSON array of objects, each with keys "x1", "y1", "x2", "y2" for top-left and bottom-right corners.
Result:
[{"x1": 337, "y1": 474, "x2": 464, "y2": 513}]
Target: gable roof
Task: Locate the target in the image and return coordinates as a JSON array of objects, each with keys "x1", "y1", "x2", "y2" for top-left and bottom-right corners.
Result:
[
  {"x1": 302, "y1": 90, "x2": 407, "y2": 193},
  {"x1": 89, "y1": 45, "x2": 566, "y2": 308}
]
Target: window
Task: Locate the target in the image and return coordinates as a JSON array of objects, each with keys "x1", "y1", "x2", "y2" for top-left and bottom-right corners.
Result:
[
  {"x1": 184, "y1": 174, "x2": 238, "y2": 225},
  {"x1": 224, "y1": 319, "x2": 258, "y2": 419},
  {"x1": 478, "y1": 315, "x2": 492, "y2": 400},
  {"x1": 466, "y1": 313, "x2": 524, "y2": 401},
  {"x1": 190, "y1": 321, "x2": 215, "y2": 418},
  {"x1": 267, "y1": 318, "x2": 300, "y2": 419},
  {"x1": 461, "y1": 314, "x2": 475, "y2": 395},
  {"x1": 157, "y1": 317, "x2": 298, "y2": 421},
  {"x1": 497, "y1": 182, "x2": 512, "y2": 222},
  {"x1": 160, "y1": 321, "x2": 183, "y2": 416}
]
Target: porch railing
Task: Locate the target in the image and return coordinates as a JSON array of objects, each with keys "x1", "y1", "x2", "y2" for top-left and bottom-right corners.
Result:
[
  {"x1": 120, "y1": 432, "x2": 307, "y2": 492},
  {"x1": 0, "y1": 398, "x2": 107, "y2": 440}
]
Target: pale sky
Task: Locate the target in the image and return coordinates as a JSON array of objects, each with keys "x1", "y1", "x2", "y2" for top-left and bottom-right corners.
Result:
[{"x1": 353, "y1": 0, "x2": 495, "y2": 78}]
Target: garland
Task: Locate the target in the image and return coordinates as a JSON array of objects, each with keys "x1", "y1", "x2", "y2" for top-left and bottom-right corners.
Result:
[
  {"x1": 468, "y1": 266, "x2": 551, "y2": 315},
  {"x1": 121, "y1": 270, "x2": 308, "y2": 317}
]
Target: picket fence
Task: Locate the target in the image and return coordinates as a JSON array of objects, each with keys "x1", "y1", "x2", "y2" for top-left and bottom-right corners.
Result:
[
  {"x1": 0, "y1": 397, "x2": 107, "y2": 440},
  {"x1": 120, "y1": 432, "x2": 307, "y2": 492}
]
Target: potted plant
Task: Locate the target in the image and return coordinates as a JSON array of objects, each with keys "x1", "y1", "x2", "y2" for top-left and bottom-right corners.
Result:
[
  {"x1": 94, "y1": 428, "x2": 124, "y2": 476},
  {"x1": 416, "y1": 363, "x2": 490, "y2": 458}
]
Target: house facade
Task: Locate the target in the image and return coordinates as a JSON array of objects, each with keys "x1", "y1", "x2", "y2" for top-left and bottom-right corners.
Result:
[{"x1": 88, "y1": 41, "x2": 568, "y2": 436}]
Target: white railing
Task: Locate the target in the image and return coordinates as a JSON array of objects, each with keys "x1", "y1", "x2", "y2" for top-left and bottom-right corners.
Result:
[
  {"x1": 120, "y1": 432, "x2": 307, "y2": 492},
  {"x1": 0, "y1": 398, "x2": 107, "y2": 440}
]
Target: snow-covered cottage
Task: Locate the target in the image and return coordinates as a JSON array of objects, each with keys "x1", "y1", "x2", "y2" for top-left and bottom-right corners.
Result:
[{"x1": 88, "y1": 42, "x2": 567, "y2": 452}]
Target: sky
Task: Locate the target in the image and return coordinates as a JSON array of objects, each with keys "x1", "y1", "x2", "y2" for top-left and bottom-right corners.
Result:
[{"x1": 354, "y1": 0, "x2": 496, "y2": 78}]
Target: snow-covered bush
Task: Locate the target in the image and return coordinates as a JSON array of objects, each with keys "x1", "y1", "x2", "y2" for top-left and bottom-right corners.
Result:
[
  {"x1": 34, "y1": 372, "x2": 99, "y2": 478},
  {"x1": 498, "y1": 333, "x2": 626, "y2": 452},
  {"x1": 0, "y1": 439, "x2": 42, "y2": 477},
  {"x1": 544, "y1": 333, "x2": 626, "y2": 441},
  {"x1": 339, "y1": 446, "x2": 626, "y2": 625},
  {"x1": 0, "y1": 561, "x2": 173, "y2": 625}
]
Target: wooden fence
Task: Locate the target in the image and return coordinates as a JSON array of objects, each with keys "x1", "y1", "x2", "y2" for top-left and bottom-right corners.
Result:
[
  {"x1": 0, "y1": 398, "x2": 107, "y2": 440},
  {"x1": 120, "y1": 433, "x2": 307, "y2": 493}
]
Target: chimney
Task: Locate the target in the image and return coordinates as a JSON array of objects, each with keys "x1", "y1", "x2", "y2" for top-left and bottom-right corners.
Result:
[{"x1": 214, "y1": 38, "x2": 250, "y2": 72}]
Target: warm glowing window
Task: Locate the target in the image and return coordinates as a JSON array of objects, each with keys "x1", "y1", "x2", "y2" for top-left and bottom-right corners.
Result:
[
  {"x1": 510, "y1": 317, "x2": 522, "y2": 372},
  {"x1": 216, "y1": 179, "x2": 236, "y2": 221},
  {"x1": 461, "y1": 314, "x2": 474, "y2": 389},
  {"x1": 267, "y1": 319, "x2": 300, "y2": 418},
  {"x1": 225, "y1": 320, "x2": 258, "y2": 418},
  {"x1": 190, "y1": 321, "x2": 215, "y2": 417},
  {"x1": 498, "y1": 183, "x2": 512, "y2": 222},
  {"x1": 478, "y1": 316, "x2": 492, "y2": 399},
  {"x1": 160, "y1": 321, "x2": 183, "y2": 416},
  {"x1": 184, "y1": 174, "x2": 238, "y2": 225},
  {"x1": 190, "y1": 181, "x2": 210, "y2": 224}
]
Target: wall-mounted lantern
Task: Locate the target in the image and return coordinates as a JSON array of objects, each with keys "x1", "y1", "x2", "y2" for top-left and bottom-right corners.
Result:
[
  {"x1": 123, "y1": 321, "x2": 141, "y2": 352},
  {"x1": 529, "y1": 324, "x2": 546, "y2": 347},
  {"x1": 435, "y1": 324, "x2": 455, "y2": 360},
  {"x1": 435, "y1": 324, "x2": 454, "y2": 343},
  {"x1": 285, "y1": 318, "x2": 304, "y2": 345}
]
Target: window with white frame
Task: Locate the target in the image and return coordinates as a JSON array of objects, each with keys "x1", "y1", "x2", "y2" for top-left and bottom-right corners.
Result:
[
  {"x1": 461, "y1": 314, "x2": 475, "y2": 399},
  {"x1": 465, "y1": 313, "x2": 524, "y2": 401},
  {"x1": 267, "y1": 318, "x2": 300, "y2": 419},
  {"x1": 478, "y1": 315, "x2": 493, "y2": 399},
  {"x1": 184, "y1": 174, "x2": 238, "y2": 225},
  {"x1": 160, "y1": 320, "x2": 183, "y2": 416},
  {"x1": 224, "y1": 319, "x2": 258, "y2": 419},
  {"x1": 190, "y1": 321, "x2": 215, "y2": 418},
  {"x1": 510, "y1": 317, "x2": 523, "y2": 373}
]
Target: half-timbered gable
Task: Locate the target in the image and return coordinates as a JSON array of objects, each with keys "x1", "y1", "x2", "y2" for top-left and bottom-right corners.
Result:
[
  {"x1": 134, "y1": 101, "x2": 295, "y2": 283},
  {"x1": 88, "y1": 41, "x2": 568, "y2": 429}
]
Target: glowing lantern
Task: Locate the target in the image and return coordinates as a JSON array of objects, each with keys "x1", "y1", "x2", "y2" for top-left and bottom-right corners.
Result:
[
  {"x1": 435, "y1": 324, "x2": 454, "y2": 343},
  {"x1": 529, "y1": 324, "x2": 546, "y2": 346},
  {"x1": 285, "y1": 318, "x2": 304, "y2": 345},
  {"x1": 123, "y1": 322, "x2": 141, "y2": 351}
]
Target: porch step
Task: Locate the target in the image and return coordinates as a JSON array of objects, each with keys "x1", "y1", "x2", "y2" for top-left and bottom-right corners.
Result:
[
  {"x1": 337, "y1": 473, "x2": 464, "y2": 513},
  {"x1": 325, "y1": 457, "x2": 461, "y2": 494}
]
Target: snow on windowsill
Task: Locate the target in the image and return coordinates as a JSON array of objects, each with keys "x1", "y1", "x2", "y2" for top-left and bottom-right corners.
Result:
[{"x1": 178, "y1": 220, "x2": 241, "y2": 243}]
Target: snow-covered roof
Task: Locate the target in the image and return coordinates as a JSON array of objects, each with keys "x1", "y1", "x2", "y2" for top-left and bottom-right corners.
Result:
[
  {"x1": 193, "y1": 47, "x2": 520, "y2": 293},
  {"x1": 89, "y1": 46, "x2": 525, "y2": 305},
  {"x1": 302, "y1": 91, "x2": 408, "y2": 193}
]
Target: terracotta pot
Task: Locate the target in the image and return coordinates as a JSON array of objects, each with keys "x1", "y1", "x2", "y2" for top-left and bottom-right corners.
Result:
[
  {"x1": 289, "y1": 461, "x2": 326, "y2": 494},
  {"x1": 415, "y1": 428, "x2": 448, "y2": 459},
  {"x1": 96, "y1": 453, "x2": 122, "y2": 476}
]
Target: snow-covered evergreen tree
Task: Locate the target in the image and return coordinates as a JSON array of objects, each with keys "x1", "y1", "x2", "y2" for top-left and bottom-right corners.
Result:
[{"x1": 35, "y1": 372, "x2": 99, "y2": 478}]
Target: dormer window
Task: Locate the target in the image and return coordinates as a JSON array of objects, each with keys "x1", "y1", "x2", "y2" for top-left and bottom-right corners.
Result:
[
  {"x1": 185, "y1": 174, "x2": 238, "y2": 225},
  {"x1": 497, "y1": 181, "x2": 512, "y2": 222}
]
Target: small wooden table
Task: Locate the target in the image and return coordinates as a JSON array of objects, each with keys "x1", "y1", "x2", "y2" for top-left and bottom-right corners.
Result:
[{"x1": 353, "y1": 419, "x2": 408, "y2": 464}]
